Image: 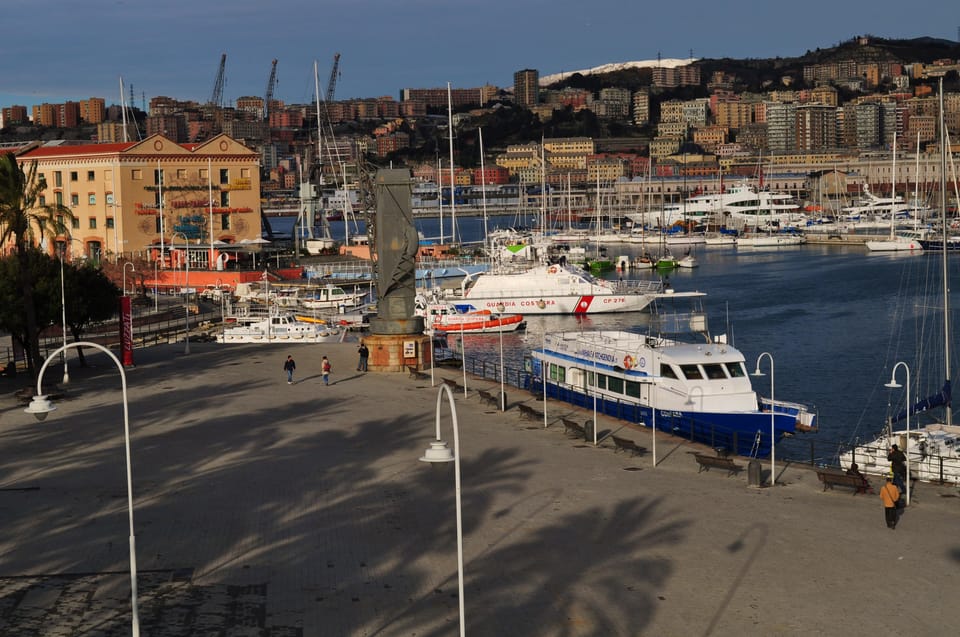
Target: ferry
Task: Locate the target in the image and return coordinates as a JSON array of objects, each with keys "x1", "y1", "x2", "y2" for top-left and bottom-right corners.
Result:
[
  {"x1": 218, "y1": 313, "x2": 342, "y2": 343},
  {"x1": 439, "y1": 262, "x2": 701, "y2": 315},
  {"x1": 527, "y1": 306, "x2": 816, "y2": 457}
]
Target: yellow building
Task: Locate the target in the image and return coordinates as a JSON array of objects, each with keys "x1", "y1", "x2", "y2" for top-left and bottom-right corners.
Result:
[{"x1": 15, "y1": 133, "x2": 261, "y2": 264}]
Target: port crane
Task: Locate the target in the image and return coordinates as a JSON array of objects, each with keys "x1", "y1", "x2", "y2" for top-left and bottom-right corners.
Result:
[{"x1": 264, "y1": 58, "x2": 278, "y2": 121}]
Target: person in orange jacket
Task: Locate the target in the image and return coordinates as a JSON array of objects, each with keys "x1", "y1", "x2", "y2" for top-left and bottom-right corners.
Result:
[{"x1": 879, "y1": 474, "x2": 901, "y2": 529}]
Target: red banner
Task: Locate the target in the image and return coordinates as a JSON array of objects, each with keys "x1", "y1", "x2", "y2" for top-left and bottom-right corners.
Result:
[{"x1": 119, "y1": 296, "x2": 135, "y2": 367}]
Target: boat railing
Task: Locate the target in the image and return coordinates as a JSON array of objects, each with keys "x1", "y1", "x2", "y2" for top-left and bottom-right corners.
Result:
[{"x1": 615, "y1": 279, "x2": 662, "y2": 294}]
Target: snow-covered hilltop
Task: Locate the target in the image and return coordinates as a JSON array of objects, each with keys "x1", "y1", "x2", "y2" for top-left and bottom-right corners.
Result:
[{"x1": 539, "y1": 58, "x2": 697, "y2": 85}]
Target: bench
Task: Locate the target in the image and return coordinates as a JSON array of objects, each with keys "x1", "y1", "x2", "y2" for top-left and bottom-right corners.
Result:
[
  {"x1": 694, "y1": 453, "x2": 744, "y2": 476},
  {"x1": 816, "y1": 470, "x2": 874, "y2": 494},
  {"x1": 477, "y1": 389, "x2": 500, "y2": 409},
  {"x1": 407, "y1": 365, "x2": 428, "y2": 380},
  {"x1": 442, "y1": 378, "x2": 461, "y2": 392},
  {"x1": 611, "y1": 435, "x2": 646, "y2": 457},
  {"x1": 561, "y1": 417, "x2": 586, "y2": 439},
  {"x1": 517, "y1": 403, "x2": 542, "y2": 421}
]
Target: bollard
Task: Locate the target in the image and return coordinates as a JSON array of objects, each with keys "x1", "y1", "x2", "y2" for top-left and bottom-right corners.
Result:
[{"x1": 747, "y1": 459, "x2": 763, "y2": 487}]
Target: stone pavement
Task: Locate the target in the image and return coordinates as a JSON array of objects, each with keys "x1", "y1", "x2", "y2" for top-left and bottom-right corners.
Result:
[{"x1": 1, "y1": 340, "x2": 959, "y2": 636}]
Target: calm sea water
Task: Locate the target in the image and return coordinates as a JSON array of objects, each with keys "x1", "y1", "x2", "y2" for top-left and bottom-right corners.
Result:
[{"x1": 268, "y1": 215, "x2": 959, "y2": 462}]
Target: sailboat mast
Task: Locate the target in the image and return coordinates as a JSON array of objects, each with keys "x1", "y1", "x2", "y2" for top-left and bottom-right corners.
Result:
[
  {"x1": 447, "y1": 82, "x2": 456, "y2": 245},
  {"x1": 889, "y1": 129, "x2": 897, "y2": 240},
  {"x1": 314, "y1": 61, "x2": 323, "y2": 186},
  {"x1": 479, "y1": 127, "x2": 489, "y2": 249},
  {"x1": 937, "y1": 76, "x2": 952, "y2": 426}
]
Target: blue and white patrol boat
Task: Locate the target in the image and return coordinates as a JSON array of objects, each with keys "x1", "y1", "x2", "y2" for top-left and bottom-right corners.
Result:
[{"x1": 527, "y1": 305, "x2": 816, "y2": 457}]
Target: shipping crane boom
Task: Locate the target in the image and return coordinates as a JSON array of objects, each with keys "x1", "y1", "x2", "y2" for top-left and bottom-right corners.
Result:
[
  {"x1": 326, "y1": 53, "x2": 341, "y2": 103},
  {"x1": 210, "y1": 53, "x2": 227, "y2": 108},
  {"x1": 264, "y1": 58, "x2": 278, "y2": 121}
]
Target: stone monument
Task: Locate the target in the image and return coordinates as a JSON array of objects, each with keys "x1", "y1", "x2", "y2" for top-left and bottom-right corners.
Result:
[{"x1": 364, "y1": 169, "x2": 431, "y2": 371}]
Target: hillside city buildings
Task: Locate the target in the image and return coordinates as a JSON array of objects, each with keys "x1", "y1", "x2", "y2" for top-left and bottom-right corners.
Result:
[{"x1": 2, "y1": 35, "x2": 960, "y2": 260}]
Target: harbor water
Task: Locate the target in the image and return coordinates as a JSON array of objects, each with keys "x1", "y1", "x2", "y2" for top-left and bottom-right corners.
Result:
[{"x1": 268, "y1": 214, "x2": 960, "y2": 464}]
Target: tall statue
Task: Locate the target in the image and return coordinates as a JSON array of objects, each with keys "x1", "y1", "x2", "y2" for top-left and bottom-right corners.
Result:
[{"x1": 369, "y1": 168, "x2": 424, "y2": 335}]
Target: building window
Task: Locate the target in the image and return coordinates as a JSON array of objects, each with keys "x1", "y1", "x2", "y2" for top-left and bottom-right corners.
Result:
[
  {"x1": 89, "y1": 218, "x2": 97, "y2": 229},
  {"x1": 71, "y1": 218, "x2": 80, "y2": 229},
  {"x1": 177, "y1": 169, "x2": 187, "y2": 179},
  {"x1": 240, "y1": 168, "x2": 250, "y2": 179},
  {"x1": 87, "y1": 170, "x2": 95, "y2": 181},
  {"x1": 219, "y1": 168, "x2": 229, "y2": 184},
  {"x1": 106, "y1": 217, "x2": 115, "y2": 229},
  {"x1": 70, "y1": 193, "x2": 79, "y2": 207},
  {"x1": 154, "y1": 169, "x2": 164, "y2": 185},
  {"x1": 131, "y1": 169, "x2": 142, "y2": 180},
  {"x1": 55, "y1": 214, "x2": 63, "y2": 232},
  {"x1": 39, "y1": 195, "x2": 46, "y2": 206},
  {"x1": 220, "y1": 191, "x2": 229, "y2": 206},
  {"x1": 70, "y1": 171, "x2": 78, "y2": 182},
  {"x1": 221, "y1": 214, "x2": 230, "y2": 230},
  {"x1": 155, "y1": 216, "x2": 162, "y2": 233},
  {"x1": 106, "y1": 192, "x2": 114, "y2": 205},
  {"x1": 88, "y1": 194, "x2": 96, "y2": 205},
  {"x1": 54, "y1": 171, "x2": 62, "y2": 187},
  {"x1": 199, "y1": 168, "x2": 208, "y2": 180}
]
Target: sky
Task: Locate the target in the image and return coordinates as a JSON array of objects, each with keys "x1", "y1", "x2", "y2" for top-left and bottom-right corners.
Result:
[{"x1": 1, "y1": 0, "x2": 958, "y2": 111}]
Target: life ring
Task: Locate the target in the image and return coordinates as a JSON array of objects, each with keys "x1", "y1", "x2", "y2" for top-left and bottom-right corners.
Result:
[
  {"x1": 547, "y1": 265, "x2": 559, "y2": 274},
  {"x1": 537, "y1": 299, "x2": 547, "y2": 309},
  {"x1": 623, "y1": 355, "x2": 636, "y2": 370}
]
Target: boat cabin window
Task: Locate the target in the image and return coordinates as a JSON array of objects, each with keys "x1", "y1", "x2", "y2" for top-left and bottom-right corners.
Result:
[
  {"x1": 606, "y1": 375, "x2": 624, "y2": 394},
  {"x1": 703, "y1": 363, "x2": 727, "y2": 380},
  {"x1": 549, "y1": 363, "x2": 565, "y2": 383},
  {"x1": 724, "y1": 362, "x2": 747, "y2": 378},
  {"x1": 680, "y1": 364, "x2": 703, "y2": 380},
  {"x1": 625, "y1": 380, "x2": 641, "y2": 399},
  {"x1": 660, "y1": 364, "x2": 678, "y2": 380}
]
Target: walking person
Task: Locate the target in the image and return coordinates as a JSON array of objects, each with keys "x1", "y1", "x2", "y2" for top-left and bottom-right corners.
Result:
[
  {"x1": 357, "y1": 342, "x2": 369, "y2": 372},
  {"x1": 880, "y1": 474, "x2": 901, "y2": 529},
  {"x1": 888, "y1": 444, "x2": 907, "y2": 493},
  {"x1": 321, "y1": 355, "x2": 331, "y2": 385},
  {"x1": 283, "y1": 355, "x2": 296, "y2": 385}
]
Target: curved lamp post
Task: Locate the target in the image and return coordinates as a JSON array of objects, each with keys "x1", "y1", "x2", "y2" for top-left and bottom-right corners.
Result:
[
  {"x1": 419, "y1": 384, "x2": 465, "y2": 637},
  {"x1": 23, "y1": 341, "x2": 140, "y2": 637},
  {"x1": 122, "y1": 261, "x2": 136, "y2": 296},
  {"x1": 752, "y1": 352, "x2": 775, "y2": 486},
  {"x1": 59, "y1": 245, "x2": 70, "y2": 385},
  {"x1": 886, "y1": 361, "x2": 911, "y2": 505},
  {"x1": 170, "y1": 232, "x2": 190, "y2": 355}
]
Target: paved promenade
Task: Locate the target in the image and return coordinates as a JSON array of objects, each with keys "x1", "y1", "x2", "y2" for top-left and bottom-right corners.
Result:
[{"x1": 1, "y1": 340, "x2": 959, "y2": 636}]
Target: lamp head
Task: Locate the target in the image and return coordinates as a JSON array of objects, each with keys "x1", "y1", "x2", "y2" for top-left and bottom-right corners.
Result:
[
  {"x1": 24, "y1": 395, "x2": 57, "y2": 421},
  {"x1": 885, "y1": 379, "x2": 903, "y2": 389},
  {"x1": 420, "y1": 439, "x2": 455, "y2": 463},
  {"x1": 751, "y1": 368, "x2": 765, "y2": 378}
]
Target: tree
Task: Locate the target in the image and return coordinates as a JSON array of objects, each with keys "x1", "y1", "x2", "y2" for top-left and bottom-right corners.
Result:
[
  {"x1": 0, "y1": 250, "x2": 61, "y2": 363},
  {"x1": 0, "y1": 154, "x2": 73, "y2": 379},
  {"x1": 62, "y1": 260, "x2": 121, "y2": 367}
]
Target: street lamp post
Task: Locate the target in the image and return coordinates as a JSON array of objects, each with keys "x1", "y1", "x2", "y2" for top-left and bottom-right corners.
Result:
[
  {"x1": 153, "y1": 259, "x2": 159, "y2": 313},
  {"x1": 122, "y1": 261, "x2": 136, "y2": 297},
  {"x1": 59, "y1": 245, "x2": 70, "y2": 385},
  {"x1": 752, "y1": 352, "x2": 776, "y2": 486},
  {"x1": 496, "y1": 303, "x2": 506, "y2": 412},
  {"x1": 419, "y1": 384, "x2": 466, "y2": 637},
  {"x1": 24, "y1": 341, "x2": 140, "y2": 637},
  {"x1": 171, "y1": 232, "x2": 190, "y2": 355},
  {"x1": 886, "y1": 361, "x2": 911, "y2": 505}
]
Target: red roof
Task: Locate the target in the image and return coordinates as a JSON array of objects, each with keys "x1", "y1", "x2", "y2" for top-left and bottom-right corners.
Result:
[{"x1": 20, "y1": 142, "x2": 139, "y2": 158}]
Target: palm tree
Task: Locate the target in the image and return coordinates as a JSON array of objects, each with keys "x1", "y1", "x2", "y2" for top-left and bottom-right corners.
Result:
[{"x1": 0, "y1": 154, "x2": 74, "y2": 379}]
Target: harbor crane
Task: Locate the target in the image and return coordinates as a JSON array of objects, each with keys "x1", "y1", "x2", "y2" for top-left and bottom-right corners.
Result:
[
  {"x1": 209, "y1": 53, "x2": 227, "y2": 108},
  {"x1": 264, "y1": 58, "x2": 278, "y2": 121},
  {"x1": 326, "y1": 52, "x2": 341, "y2": 103}
]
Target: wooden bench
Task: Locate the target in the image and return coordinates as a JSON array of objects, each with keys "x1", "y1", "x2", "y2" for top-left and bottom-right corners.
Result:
[
  {"x1": 561, "y1": 417, "x2": 586, "y2": 439},
  {"x1": 407, "y1": 365, "x2": 428, "y2": 380},
  {"x1": 477, "y1": 389, "x2": 499, "y2": 409},
  {"x1": 517, "y1": 403, "x2": 542, "y2": 421},
  {"x1": 611, "y1": 435, "x2": 646, "y2": 457},
  {"x1": 816, "y1": 470, "x2": 874, "y2": 494},
  {"x1": 694, "y1": 453, "x2": 744, "y2": 476},
  {"x1": 442, "y1": 378, "x2": 461, "y2": 392}
]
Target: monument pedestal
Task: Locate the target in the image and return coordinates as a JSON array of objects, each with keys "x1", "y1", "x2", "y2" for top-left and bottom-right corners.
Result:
[{"x1": 365, "y1": 333, "x2": 433, "y2": 373}]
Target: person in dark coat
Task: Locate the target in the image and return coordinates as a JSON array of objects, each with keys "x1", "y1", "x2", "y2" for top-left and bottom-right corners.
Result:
[{"x1": 888, "y1": 444, "x2": 907, "y2": 492}]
